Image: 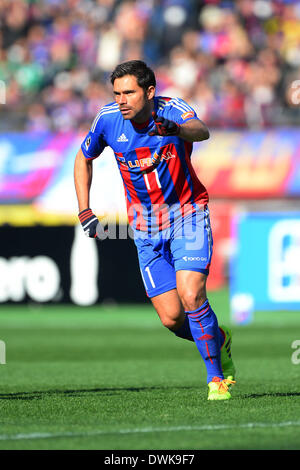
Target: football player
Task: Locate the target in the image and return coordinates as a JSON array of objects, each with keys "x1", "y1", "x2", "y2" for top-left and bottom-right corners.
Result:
[{"x1": 74, "y1": 60, "x2": 236, "y2": 400}]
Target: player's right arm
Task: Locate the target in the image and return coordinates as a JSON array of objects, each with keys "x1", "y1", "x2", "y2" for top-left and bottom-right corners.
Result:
[
  {"x1": 74, "y1": 148, "x2": 93, "y2": 213},
  {"x1": 74, "y1": 109, "x2": 109, "y2": 239}
]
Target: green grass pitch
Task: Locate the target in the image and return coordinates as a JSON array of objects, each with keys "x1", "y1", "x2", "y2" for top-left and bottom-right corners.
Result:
[{"x1": 0, "y1": 289, "x2": 300, "y2": 450}]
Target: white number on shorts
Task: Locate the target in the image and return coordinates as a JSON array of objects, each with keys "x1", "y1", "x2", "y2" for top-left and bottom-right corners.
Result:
[{"x1": 145, "y1": 266, "x2": 156, "y2": 288}]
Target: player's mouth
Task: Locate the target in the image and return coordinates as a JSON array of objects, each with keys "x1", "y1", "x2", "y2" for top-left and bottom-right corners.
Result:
[{"x1": 120, "y1": 108, "x2": 132, "y2": 115}]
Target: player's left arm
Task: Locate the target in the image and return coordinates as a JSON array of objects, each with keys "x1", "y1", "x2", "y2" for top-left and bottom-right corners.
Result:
[
  {"x1": 178, "y1": 118, "x2": 209, "y2": 142},
  {"x1": 149, "y1": 97, "x2": 209, "y2": 142}
]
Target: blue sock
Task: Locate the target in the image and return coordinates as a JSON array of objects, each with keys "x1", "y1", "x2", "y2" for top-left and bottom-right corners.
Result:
[
  {"x1": 171, "y1": 314, "x2": 193, "y2": 341},
  {"x1": 186, "y1": 300, "x2": 224, "y2": 383},
  {"x1": 171, "y1": 314, "x2": 225, "y2": 345}
]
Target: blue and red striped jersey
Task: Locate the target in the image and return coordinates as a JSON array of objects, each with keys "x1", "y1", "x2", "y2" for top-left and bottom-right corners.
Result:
[{"x1": 81, "y1": 96, "x2": 209, "y2": 231}]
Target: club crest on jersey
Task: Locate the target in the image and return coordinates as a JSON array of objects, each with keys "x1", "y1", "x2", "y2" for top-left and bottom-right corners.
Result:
[
  {"x1": 85, "y1": 136, "x2": 91, "y2": 150},
  {"x1": 181, "y1": 111, "x2": 195, "y2": 120}
]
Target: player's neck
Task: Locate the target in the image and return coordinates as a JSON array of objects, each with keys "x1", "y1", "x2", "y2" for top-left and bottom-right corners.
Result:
[{"x1": 131, "y1": 100, "x2": 154, "y2": 125}]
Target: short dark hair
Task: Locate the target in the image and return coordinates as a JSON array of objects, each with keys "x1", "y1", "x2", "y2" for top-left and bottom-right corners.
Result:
[{"x1": 110, "y1": 60, "x2": 156, "y2": 91}]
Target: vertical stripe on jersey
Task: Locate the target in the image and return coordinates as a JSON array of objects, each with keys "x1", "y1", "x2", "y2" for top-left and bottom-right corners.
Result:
[
  {"x1": 182, "y1": 141, "x2": 208, "y2": 207},
  {"x1": 161, "y1": 143, "x2": 194, "y2": 216},
  {"x1": 135, "y1": 147, "x2": 169, "y2": 230},
  {"x1": 115, "y1": 159, "x2": 134, "y2": 226},
  {"x1": 117, "y1": 158, "x2": 147, "y2": 231}
]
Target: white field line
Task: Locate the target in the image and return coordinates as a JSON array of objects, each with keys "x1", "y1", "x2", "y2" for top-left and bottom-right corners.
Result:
[{"x1": 0, "y1": 420, "x2": 300, "y2": 442}]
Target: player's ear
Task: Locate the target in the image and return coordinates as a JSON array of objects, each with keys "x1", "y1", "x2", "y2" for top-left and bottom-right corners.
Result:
[{"x1": 146, "y1": 85, "x2": 155, "y2": 100}]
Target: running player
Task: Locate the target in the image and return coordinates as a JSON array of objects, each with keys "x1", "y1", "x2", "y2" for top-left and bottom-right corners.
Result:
[{"x1": 74, "y1": 60, "x2": 236, "y2": 400}]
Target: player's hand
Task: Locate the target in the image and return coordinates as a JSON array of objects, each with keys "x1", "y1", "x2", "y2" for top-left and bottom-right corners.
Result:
[
  {"x1": 148, "y1": 111, "x2": 180, "y2": 137},
  {"x1": 78, "y1": 208, "x2": 108, "y2": 240}
]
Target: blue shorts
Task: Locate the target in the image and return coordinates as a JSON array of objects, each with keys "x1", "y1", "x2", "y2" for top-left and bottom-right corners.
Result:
[{"x1": 134, "y1": 205, "x2": 213, "y2": 298}]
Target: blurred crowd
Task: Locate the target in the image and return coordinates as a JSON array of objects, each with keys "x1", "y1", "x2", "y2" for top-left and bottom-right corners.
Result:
[{"x1": 0, "y1": 0, "x2": 300, "y2": 132}]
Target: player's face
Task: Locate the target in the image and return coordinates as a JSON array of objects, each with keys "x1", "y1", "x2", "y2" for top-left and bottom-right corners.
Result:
[{"x1": 113, "y1": 75, "x2": 155, "y2": 123}]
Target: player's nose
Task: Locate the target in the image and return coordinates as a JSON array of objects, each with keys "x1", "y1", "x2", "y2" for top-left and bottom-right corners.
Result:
[{"x1": 119, "y1": 93, "x2": 127, "y2": 104}]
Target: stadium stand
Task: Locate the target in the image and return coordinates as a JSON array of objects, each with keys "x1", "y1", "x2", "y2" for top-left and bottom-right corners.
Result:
[{"x1": 0, "y1": 0, "x2": 299, "y2": 132}]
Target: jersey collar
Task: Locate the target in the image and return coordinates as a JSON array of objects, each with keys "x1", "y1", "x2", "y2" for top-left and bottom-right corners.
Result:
[
  {"x1": 130, "y1": 98, "x2": 158, "y2": 129},
  {"x1": 130, "y1": 119, "x2": 150, "y2": 129}
]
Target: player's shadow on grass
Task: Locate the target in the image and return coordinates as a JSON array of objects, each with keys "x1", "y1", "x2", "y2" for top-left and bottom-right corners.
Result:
[
  {"x1": 1, "y1": 388, "x2": 300, "y2": 401},
  {"x1": 0, "y1": 385, "x2": 198, "y2": 401},
  {"x1": 243, "y1": 392, "x2": 300, "y2": 399}
]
